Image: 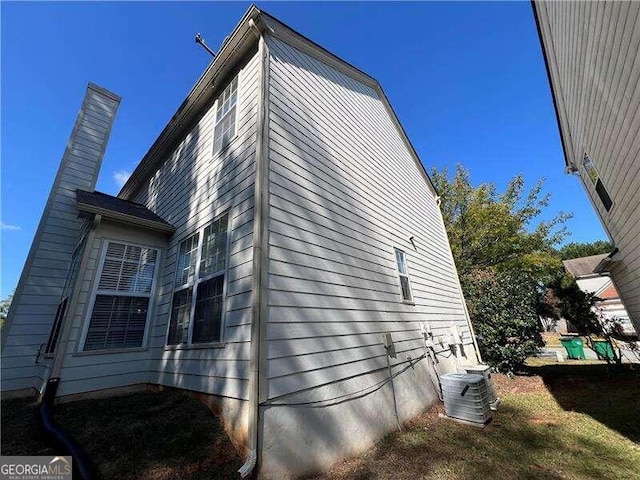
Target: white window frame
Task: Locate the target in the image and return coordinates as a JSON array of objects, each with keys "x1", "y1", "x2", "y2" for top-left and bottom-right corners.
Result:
[
  {"x1": 45, "y1": 231, "x2": 89, "y2": 356},
  {"x1": 78, "y1": 239, "x2": 161, "y2": 353},
  {"x1": 212, "y1": 75, "x2": 240, "y2": 156},
  {"x1": 582, "y1": 153, "x2": 613, "y2": 212},
  {"x1": 166, "y1": 211, "x2": 232, "y2": 348},
  {"x1": 394, "y1": 248, "x2": 414, "y2": 304}
]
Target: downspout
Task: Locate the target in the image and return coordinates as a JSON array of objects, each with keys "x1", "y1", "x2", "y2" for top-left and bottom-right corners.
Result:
[
  {"x1": 39, "y1": 378, "x2": 95, "y2": 480},
  {"x1": 434, "y1": 196, "x2": 483, "y2": 364},
  {"x1": 239, "y1": 18, "x2": 268, "y2": 479}
]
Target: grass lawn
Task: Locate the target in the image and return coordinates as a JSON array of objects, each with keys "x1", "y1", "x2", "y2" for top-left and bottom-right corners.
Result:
[
  {"x1": 1, "y1": 362, "x2": 639, "y2": 479},
  {"x1": 1, "y1": 390, "x2": 242, "y2": 480},
  {"x1": 309, "y1": 361, "x2": 640, "y2": 480}
]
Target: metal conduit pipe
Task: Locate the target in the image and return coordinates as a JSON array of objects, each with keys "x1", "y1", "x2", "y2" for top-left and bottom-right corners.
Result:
[{"x1": 239, "y1": 17, "x2": 267, "y2": 479}]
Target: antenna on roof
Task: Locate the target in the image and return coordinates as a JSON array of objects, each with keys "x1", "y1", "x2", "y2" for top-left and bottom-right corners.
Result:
[{"x1": 195, "y1": 33, "x2": 216, "y2": 58}]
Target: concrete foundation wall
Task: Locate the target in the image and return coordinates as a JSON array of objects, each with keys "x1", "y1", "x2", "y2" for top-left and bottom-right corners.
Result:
[{"x1": 258, "y1": 356, "x2": 441, "y2": 479}]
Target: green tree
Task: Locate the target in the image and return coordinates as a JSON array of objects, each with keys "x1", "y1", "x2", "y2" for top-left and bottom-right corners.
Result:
[
  {"x1": 0, "y1": 291, "x2": 13, "y2": 329},
  {"x1": 432, "y1": 165, "x2": 572, "y2": 372},
  {"x1": 431, "y1": 165, "x2": 571, "y2": 282},
  {"x1": 543, "y1": 274, "x2": 602, "y2": 335},
  {"x1": 463, "y1": 269, "x2": 544, "y2": 374},
  {"x1": 557, "y1": 240, "x2": 613, "y2": 260}
]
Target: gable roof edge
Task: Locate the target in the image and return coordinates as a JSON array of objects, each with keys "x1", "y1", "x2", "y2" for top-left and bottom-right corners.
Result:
[
  {"x1": 260, "y1": 10, "x2": 438, "y2": 198},
  {"x1": 118, "y1": 5, "x2": 262, "y2": 200},
  {"x1": 119, "y1": 6, "x2": 438, "y2": 201}
]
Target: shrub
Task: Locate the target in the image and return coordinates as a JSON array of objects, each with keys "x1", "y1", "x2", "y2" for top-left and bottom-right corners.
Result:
[{"x1": 463, "y1": 269, "x2": 543, "y2": 374}]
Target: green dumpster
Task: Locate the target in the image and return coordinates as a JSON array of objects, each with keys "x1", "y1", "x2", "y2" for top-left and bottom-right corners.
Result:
[
  {"x1": 592, "y1": 339, "x2": 616, "y2": 361},
  {"x1": 560, "y1": 337, "x2": 585, "y2": 360}
]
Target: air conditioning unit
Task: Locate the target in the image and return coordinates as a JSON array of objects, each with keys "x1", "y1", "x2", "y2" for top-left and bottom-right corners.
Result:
[
  {"x1": 441, "y1": 373, "x2": 493, "y2": 426},
  {"x1": 458, "y1": 364, "x2": 501, "y2": 410}
]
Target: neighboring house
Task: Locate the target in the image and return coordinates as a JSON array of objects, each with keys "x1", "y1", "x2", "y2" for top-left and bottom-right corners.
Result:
[
  {"x1": 563, "y1": 254, "x2": 636, "y2": 336},
  {"x1": 533, "y1": 2, "x2": 640, "y2": 335},
  {"x1": 1, "y1": 7, "x2": 481, "y2": 479}
]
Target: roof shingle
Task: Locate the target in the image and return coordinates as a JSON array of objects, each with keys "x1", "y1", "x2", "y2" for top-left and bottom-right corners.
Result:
[
  {"x1": 562, "y1": 254, "x2": 608, "y2": 278},
  {"x1": 75, "y1": 189, "x2": 175, "y2": 233}
]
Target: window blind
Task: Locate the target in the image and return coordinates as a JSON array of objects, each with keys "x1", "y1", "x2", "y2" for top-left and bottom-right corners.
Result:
[{"x1": 84, "y1": 242, "x2": 157, "y2": 351}]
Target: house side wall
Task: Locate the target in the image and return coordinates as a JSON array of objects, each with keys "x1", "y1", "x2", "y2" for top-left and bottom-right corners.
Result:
[
  {"x1": 260, "y1": 36, "x2": 478, "y2": 478},
  {"x1": 1, "y1": 84, "x2": 120, "y2": 394},
  {"x1": 128, "y1": 50, "x2": 261, "y2": 401},
  {"x1": 535, "y1": 1, "x2": 640, "y2": 333},
  {"x1": 576, "y1": 276, "x2": 610, "y2": 295}
]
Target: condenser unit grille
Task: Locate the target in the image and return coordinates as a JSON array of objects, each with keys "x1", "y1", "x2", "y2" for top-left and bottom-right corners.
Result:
[
  {"x1": 441, "y1": 373, "x2": 493, "y2": 425},
  {"x1": 461, "y1": 365, "x2": 499, "y2": 408}
]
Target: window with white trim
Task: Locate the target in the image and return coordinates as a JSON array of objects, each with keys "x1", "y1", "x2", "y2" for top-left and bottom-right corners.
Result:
[
  {"x1": 212, "y1": 77, "x2": 238, "y2": 154},
  {"x1": 394, "y1": 248, "x2": 413, "y2": 302},
  {"x1": 168, "y1": 213, "x2": 229, "y2": 345},
  {"x1": 582, "y1": 154, "x2": 613, "y2": 212},
  {"x1": 84, "y1": 242, "x2": 158, "y2": 351},
  {"x1": 45, "y1": 233, "x2": 88, "y2": 354}
]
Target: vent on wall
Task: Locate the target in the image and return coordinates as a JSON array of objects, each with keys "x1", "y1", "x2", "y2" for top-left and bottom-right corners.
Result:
[{"x1": 441, "y1": 373, "x2": 493, "y2": 426}]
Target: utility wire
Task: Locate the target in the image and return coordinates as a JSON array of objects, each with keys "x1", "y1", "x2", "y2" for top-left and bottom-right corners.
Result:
[{"x1": 263, "y1": 355, "x2": 426, "y2": 408}]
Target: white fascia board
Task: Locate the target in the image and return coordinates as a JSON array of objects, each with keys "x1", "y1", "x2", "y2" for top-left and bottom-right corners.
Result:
[
  {"x1": 76, "y1": 203, "x2": 175, "y2": 234},
  {"x1": 118, "y1": 5, "x2": 262, "y2": 200}
]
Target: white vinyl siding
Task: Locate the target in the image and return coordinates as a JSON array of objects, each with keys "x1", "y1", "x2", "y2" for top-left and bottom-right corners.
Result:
[
  {"x1": 167, "y1": 213, "x2": 229, "y2": 345},
  {"x1": 0, "y1": 85, "x2": 119, "y2": 393},
  {"x1": 264, "y1": 36, "x2": 473, "y2": 401},
  {"x1": 535, "y1": 1, "x2": 640, "y2": 333},
  {"x1": 131, "y1": 49, "x2": 260, "y2": 400},
  {"x1": 213, "y1": 77, "x2": 239, "y2": 154},
  {"x1": 84, "y1": 242, "x2": 158, "y2": 351}
]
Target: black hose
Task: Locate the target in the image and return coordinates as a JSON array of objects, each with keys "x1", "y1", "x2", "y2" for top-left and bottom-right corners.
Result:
[{"x1": 38, "y1": 378, "x2": 95, "y2": 480}]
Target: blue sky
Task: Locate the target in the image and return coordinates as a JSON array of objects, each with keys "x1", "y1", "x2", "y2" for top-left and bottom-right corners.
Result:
[{"x1": 1, "y1": 1, "x2": 607, "y2": 297}]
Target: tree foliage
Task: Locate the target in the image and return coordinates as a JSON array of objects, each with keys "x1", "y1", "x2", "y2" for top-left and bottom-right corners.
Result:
[
  {"x1": 431, "y1": 165, "x2": 571, "y2": 281},
  {"x1": 557, "y1": 240, "x2": 613, "y2": 260},
  {"x1": 432, "y1": 165, "x2": 572, "y2": 372},
  {"x1": 543, "y1": 274, "x2": 603, "y2": 335},
  {"x1": 0, "y1": 292, "x2": 13, "y2": 329},
  {"x1": 463, "y1": 270, "x2": 544, "y2": 374}
]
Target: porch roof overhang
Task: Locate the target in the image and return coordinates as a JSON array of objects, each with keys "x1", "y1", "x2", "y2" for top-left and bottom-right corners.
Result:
[{"x1": 75, "y1": 189, "x2": 176, "y2": 235}]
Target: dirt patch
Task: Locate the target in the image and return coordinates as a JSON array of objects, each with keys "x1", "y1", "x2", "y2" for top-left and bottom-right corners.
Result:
[
  {"x1": 491, "y1": 373, "x2": 545, "y2": 395},
  {"x1": 527, "y1": 416, "x2": 560, "y2": 426},
  {"x1": 1, "y1": 390, "x2": 242, "y2": 480}
]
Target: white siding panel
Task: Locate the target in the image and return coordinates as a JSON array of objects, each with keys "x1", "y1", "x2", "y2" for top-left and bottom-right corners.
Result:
[
  {"x1": 264, "y1": 36, "x2": 475, "y2": 400},
  {"x1": 536, "y1": 1, "x2": 640, "y2": 332},
  {"x1": 126, "y1": 50, "x2": 261, "y2": 400},
  {"x1": 1, "y1": 84, "x2": 120, "y2": 393}
]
